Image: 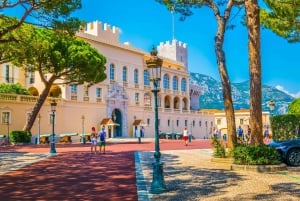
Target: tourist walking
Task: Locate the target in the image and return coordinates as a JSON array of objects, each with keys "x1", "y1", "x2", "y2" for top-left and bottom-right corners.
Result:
[
  {"x1": 98, "y1": 127, "x2": 107, "y2": 154},
  {"x1": 90, "y1": 127, "x2": 97, "y2": 154},
  {"x1": 183, "y1": 127, "x2": 188, "y2": 146}
]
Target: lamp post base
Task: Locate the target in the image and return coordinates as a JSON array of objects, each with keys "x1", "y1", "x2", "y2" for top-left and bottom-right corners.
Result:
[
  {"x1": 50, "y1": 142, "x2": 56, "y2": 153},
  {"x1": 150, "y1": 161, "x2": 167, "y2": 194}
]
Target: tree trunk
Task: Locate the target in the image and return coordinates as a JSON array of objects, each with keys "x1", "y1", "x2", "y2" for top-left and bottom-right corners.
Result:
[
  {"x1": 245, "y1": 0, "x2": 263, "y2": 145},
  {"x1": 215, "y1": 18, "x2": 237, "y2": 149},
  {"x1": 23, "y1": 82, "x2": 53, "y2": 132}
]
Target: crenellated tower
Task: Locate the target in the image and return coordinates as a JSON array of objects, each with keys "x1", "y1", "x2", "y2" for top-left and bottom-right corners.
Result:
[
  {"x1": 78, "y1": 20, "x2": 120, "y2": 42},
  {"x1": 157, "y1": 39, "x2": 188, "y2": 70}
]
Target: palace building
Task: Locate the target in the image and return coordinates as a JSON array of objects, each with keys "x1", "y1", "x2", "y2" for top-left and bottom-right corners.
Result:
[{"x1": 0, "y1": 21, "x2": 215, "y2": 139}]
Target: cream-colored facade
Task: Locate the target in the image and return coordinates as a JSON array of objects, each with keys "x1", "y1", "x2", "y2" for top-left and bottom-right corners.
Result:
[
  {"x1": 209, "y1": 109, "x2": 271, "y2": 137},
  {"x1": 0, "y1": 20, "x2": 215, "y2": 139}
]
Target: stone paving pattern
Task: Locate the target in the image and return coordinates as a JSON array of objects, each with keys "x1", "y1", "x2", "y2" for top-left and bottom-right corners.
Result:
[{"x1": 0, "y1": 139, "x2": 299, "y2": 201}]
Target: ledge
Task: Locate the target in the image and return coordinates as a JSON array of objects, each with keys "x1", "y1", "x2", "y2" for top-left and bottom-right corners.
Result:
[{"x1": 230, "y1": 163, "x2": 287, "y2": 173}]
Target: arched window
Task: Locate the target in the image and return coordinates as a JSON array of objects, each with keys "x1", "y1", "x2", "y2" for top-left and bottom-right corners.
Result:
[
  {"x1": 134, "y1": 69, "x2": 139, "y2": 84},
  {"x1": 173, "y1": 76, "x2": 178, "y2": 91},
  {"x1": 181, "y1": 78, "x2": 187, "y2": 92},
  {"x1": 122, "y1": 66, "x2": 127, "y2": 82},
  {"x1": 144, "y1": 70, "x2": 150, "y2": 86},
  {"x1": 163, "y1": 74, "x2": 169, "y2": 89},
  {"x1": 110, "y1": 64, "x2": 115, "y2": 81},
  {"x1": 144, "y1": 93, "x2": 151, "y2": 106}
]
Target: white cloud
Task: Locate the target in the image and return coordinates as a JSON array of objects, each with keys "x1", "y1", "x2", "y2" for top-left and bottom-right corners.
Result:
[{"x1": 275, "y1": 85, "x2": 300, "y2": 98}]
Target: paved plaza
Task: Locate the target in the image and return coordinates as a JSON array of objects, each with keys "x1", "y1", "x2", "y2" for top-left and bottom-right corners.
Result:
[{"x1": 0, "y1": 139, "x2": 300, "y2": 201}]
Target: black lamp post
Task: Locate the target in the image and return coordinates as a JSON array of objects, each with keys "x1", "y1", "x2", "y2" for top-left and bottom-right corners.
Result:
[
  {"x1": 146, "y1": 46, "x2": 167, "y2": 194},
  {"x1": 268, "y1": 100, "x2": 275, "y2": 118},
  {"x1": 37, "y1": 114, "x2": 41, "y2": 144},
  {"x1": 81, "y1": 115, "x2": 86, "y2": 144},
  {"x1": 50, "y1": 99, "x2": 57, "y2": 153}
]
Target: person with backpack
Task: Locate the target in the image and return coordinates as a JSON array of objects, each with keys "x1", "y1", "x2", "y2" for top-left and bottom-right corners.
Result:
[{"x1": 98, "y1": 127, "x2": 107, "y2": 154}]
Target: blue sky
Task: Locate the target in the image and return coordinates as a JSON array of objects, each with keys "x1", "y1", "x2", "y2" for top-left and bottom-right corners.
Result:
[{"x1": 4, "y1": 0, "x2": 300, "y2": 97}]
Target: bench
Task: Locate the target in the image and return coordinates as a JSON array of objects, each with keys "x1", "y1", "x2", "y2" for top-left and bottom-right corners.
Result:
[
  {"x1": 40, "y1": 134, "x2": 51, "y2": 144},
  {"x1": 59, "y1": 133, "x2": 78, "y2": 143}
]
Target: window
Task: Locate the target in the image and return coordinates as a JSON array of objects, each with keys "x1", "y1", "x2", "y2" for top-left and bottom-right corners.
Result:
[
  {"x1": 157, "y1": 96, "x2": 161, "y2": 107},
  {"x1": 110, "y1": 64, "x2": 115, "y2": 80},
  {"x1": 163, "y1": 74, "x2": 169, "y2": 89},
  {"x1": 134, "y1": 93, "x2": 139, "y2": 103},
  {"x1": 5, "y1": 65, "x2": 10, "y2": 83},
  {"x1": 173, "y1": 76, "x2": 178, "y2": 91},
  {"x1": 240, "y1": 119, "x2": 244, "y2": 125},
  {"x1": 181, "y1": 78, "x2": 187, "y2": 92},
  {"x1": 70, "y1": 84, "x2": 77, "y2": 95},
  {"x1": 193, "y1": 120, "x2": 195, "y2": 127},
  {"x1": 49, "y1": 113, "x2": 56, "y2": 125},
  {"x1": 205, "y1": 121, "x2": 208, "y2": 127},
  {"x1": 147, "y1": 118, "x2": 150, "y2": 125},
  {"x1": 168, "y1": 119, "x2": 170, "y2": 127},
  {"x1": 217, "y1": 119, "x2": 221, "y2": 125},
  {"x1": 185, "y1": 120, "x2": 188, "y2": 127},
  {"x1": 29, "y1": 72, "x2": 35, "y2": 84},
  {"x1": 144, "y1": 93, "x2": 151, "y2": 106},
  {"x1": 199, "y1": 121, "x2": 202, "y2": 127},
  {"x1": 144, "y1": 70, "x2": 150, "y2": 86},
  {"x1": 134, "y1": 69, "x2": 139, "y2": 84},
  {"x1": 84, "y1": 85, "x2": 89, "y2": 97},
  {"x1": 96, "y1": 88, "x2": 102, "y2": 98},
  {"x1": 176, "y1": 120, "x2": 179, "y2": 127},
  {"x1": 122, "y1": 66, "x2": 127, "y2": 82},
  {"x1": 1, "y1": 112, "x2": 10, "y2": 124}
]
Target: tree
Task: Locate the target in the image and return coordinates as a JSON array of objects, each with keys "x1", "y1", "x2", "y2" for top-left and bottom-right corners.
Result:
[
  {"x1": 10, "y1": 27, "x2": 107, "y2": 132},
  {"x1": 244, "y1": 0, "x2": 263, "y2": 145},
  {"x1": 0, "y1": 0, "x2": 83, "y2": 42},
  {"x1": 261, "y1": 0, "x2": 300, "y2": 42},
  {"x1": 288, "y1": 98, "x2": 300, "y2": 114},
  {"x1": 156, "y1": 0, "x2": 245, "y2": 149}
]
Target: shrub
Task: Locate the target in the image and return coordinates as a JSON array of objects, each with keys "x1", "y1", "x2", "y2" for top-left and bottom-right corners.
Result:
[
  {"x1": 210, "y1": 136, "x2": 226, "y2": 158},
  {"x1": 9, "y1": 130, "x2": 31, "y2": 143},
  {"x1": 233, "y1": 144, "x2": 281, "y2": 165}
]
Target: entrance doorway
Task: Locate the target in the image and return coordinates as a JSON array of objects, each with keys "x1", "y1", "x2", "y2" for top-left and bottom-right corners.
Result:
[{"x1": 112, "y1": 109, "x2": 122, "y2": 137}]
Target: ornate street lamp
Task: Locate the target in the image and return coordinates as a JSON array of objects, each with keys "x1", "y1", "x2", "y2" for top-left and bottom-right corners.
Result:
[
  {"x1": 50, "y1": 99, "x2": 57, "y2": 153},
  {"x1": 268, "y1": 100, "x2": 275, "y2": 118},
  {"x1": 146, "y1": 46, "x2": 167, "y2": 194},
  {"x1": 37, "y1": 114, "x2": 41, "y2": 144},
  {"x1": 81, "y1": 115, "x2": 86, "y2": 144}
]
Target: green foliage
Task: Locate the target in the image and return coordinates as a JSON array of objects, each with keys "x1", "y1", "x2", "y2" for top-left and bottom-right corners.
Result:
[
  {"x1": 271, "y1": 114, "x2": 300, "y2": 141},
  {"x1": 0, "y1": 83, "x2": 30, "y2": 95},
  {"x1": 233, "y1": 144, "x2": 281, "y2": 165},
  {"x1": 12, "y1": 27, "x2": 107, "y2": 86},
  {"x1": 0, "y1": 0, "x2": 83, "y2": 42},
  {"x1": 10, "y1": 131, "x2": 31, "y2": 143},
  {"x1": 210, "y1": 136, "x2": 226, "y2": 158},
  {"x1": 261, "y1": 0, "x2": 300, "y2": 42},
  {"x1": 288, "y1": 98, "x2": 300, "y2": 114}
]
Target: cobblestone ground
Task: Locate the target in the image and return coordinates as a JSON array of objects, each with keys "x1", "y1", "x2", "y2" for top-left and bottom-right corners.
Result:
[{"x1": 138, "y1": 149, "x2": 300, "y2": 201}]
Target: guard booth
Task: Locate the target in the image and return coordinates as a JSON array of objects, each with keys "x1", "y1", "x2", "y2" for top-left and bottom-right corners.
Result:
[
  {"x1": 132, "y1": 119, "x2": 147, "y2": 138},
  {"x1": 100, "y1": 118, "x2": 120, "y2": 138}
]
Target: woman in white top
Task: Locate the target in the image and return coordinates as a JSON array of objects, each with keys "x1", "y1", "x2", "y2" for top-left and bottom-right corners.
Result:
[
  {"x1": 90, "y1": 127, "x2": 97, "y2": 153},
  {"x1": 183, "y1": 127, "x2": 188, "y2": 146}
]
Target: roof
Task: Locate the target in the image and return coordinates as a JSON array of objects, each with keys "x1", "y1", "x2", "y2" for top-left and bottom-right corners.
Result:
[
  {"x1": 100, "y1": 118, "x2": 111, "y2": 125},
  {"x1": 132, "y1": 119, "x2": 142, "y2": 126}
]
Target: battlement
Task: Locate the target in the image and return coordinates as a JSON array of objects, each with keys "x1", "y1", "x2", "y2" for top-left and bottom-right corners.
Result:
[
  {"x1": 157, "y1": 39, "x2": 188, "y2": 69},
  {"x1": 79, "y1": 21, "x2": 120, "y2": 42},
  {"x1": 158, "y1": 39, "x2": 187, "y2": 49}
]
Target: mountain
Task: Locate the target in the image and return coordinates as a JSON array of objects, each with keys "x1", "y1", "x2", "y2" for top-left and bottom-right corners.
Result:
[{"x1": 189, "y1": 72, "x2": 295, "y2": 114}]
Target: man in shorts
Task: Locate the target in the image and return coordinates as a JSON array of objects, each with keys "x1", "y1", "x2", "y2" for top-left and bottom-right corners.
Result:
[{"x1": 98, "y1": 127, "x2": 106, "y2": 154}]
